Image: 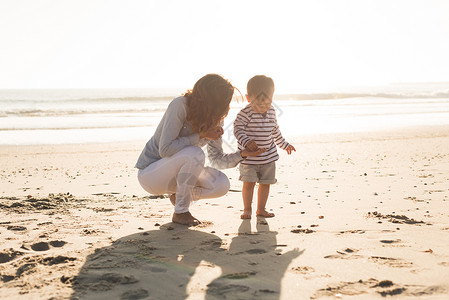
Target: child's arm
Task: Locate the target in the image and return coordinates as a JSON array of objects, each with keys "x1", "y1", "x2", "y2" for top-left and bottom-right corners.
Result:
[
  {"x1": 233, "y1": 110, "x2": 252, "y2": 148},
  {"x1": 272, "y1": 115, "x2": 296, "y2": 154},
  {"x1": 272, "y1": 124, "x2": 289, "y2": 150}
]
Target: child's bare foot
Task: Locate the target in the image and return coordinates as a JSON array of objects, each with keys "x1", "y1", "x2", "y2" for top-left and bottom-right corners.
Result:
[
  {"x1": 172, "y1": 212, "x2": 201, "y2": 226},
  {"x1": 169, "y1": 193, "x2": 176, "y2": 206},
  {"x1": 256, "y1": 209, "x2": 275, "y2": 218},
  {"x1": 240, "y1": 210, "x2": 252, "y2": 219}
]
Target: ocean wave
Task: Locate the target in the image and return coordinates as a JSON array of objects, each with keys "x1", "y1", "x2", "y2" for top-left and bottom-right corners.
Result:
[
  {"x1": 275, "y1": 90, "x2": 449, "y2": 100},
  {"x1": 2, "y1": 91, "x2": 449, "y2": 118},
  {"x1": 0, "y1": 124, "x2": 153, "y2": 131},
  {"x1": 0, "y1": 96, "x2": 175, "y2": 103},
  {"x1": 0, "y1": 107, "x2": 167, "y2": 117},
  {"x1": 3, "y1": 90, "x2": 449, "y2": 103}
]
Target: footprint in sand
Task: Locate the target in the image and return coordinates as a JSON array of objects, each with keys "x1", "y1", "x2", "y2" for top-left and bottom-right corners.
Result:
[
  {"x1": 367, "y1": 211, "x2": 427, "y2": 225},
  {"x1": 200, "y1": 238, "x2": 222, "y2": 249},
  {"x1": 49, "y1": 240, "x2": 67, "y2": 247},
  {"x1": 16, "y1": 262, "x2": 37, "y2": 277},
  {"x1": 0, "y1": 249, "x2": 23, "y2": 263},
  {"x1": 313, "y1": 279, "x2": 447, "y2": 298},
  {"x1": 324, "y1": 248, "x2": 363, "y2": 260},
  {"x1": 80, "y1": 272, "x2": 140, "y2": 292},
  {"x1": 1, "y1": 275, "x2": 15, "y2": 283},
  {"x1": 379, "y1": 239, "x2": 407, "y2": 247},
  {"x1": 24, "y1": 240, "x2": 68, "y2": 252},
  {"x1": 2, "y1": 253, "x2": 77, "y2": 284},
  {"x1": 42, "y1": 255, "x2": 76, "y2": 265},
  {"x1": 14, "y1": 255, "x2": 77, "y2": 279},
  {"x1": 207, "y1": 282, "x2": 250, "y2": 297},
  {"x1": 245, "y1": 248, "x2": 266, "y2": 254},
  {"x1": 380, "y1": 239, "x2": 401, "y2": 244},
  {"x1": 31, "y1": 242, "x2": 50, "y2": 251},
  {"x1": 100, "y1": 272, "x2": 139, "y2": 284},
  {"x1": 6, "y1": 225, "x2": 27, "y2": 231},
  {"x1": 120, "y1": 288, "x2": 149, "y2": 300},
  {"x1": 369, "y1": 256, "x2": 413, "y2": 268}
]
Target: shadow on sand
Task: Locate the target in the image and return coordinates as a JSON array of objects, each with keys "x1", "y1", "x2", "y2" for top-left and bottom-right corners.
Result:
[{"x1": 70, "y1": 219, "x2": 302, "y2": 300}]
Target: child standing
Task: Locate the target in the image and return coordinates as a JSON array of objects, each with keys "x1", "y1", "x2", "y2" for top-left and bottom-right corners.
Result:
[{"x1": 234, "y1": 75, "x2": 296, "y2": 219}]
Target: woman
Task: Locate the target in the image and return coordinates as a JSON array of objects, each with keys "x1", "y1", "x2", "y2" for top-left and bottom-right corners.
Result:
[{"x1": 136, "y1": 74, "x2": 264, "y2": 225}]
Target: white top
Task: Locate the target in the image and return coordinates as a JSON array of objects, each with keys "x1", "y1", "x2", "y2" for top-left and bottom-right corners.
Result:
[
  {"x1": 234, "y1": 104, "x2": 289, "y2": 165},
  {"x1": 135, "y1": 96, "x2": 243, "y2": 170}
]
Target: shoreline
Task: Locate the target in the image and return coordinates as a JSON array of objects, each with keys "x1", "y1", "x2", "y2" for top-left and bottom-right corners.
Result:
[{"x1": 2, "y1": 123, "x2": 449, "y2": 147}]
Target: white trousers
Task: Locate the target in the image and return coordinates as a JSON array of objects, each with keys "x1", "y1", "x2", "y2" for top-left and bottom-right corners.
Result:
[{"x1": 137, "y1": 146, "x2": 230, "y2": 213}]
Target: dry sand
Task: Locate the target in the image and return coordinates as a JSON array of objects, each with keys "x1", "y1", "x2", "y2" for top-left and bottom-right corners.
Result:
[{"x1": 1, "y1": 126, "x2": 449, "y2": 299}]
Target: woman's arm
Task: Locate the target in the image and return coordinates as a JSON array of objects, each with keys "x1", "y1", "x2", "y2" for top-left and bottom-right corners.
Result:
[
  {"x1": 159, "y1": 98, "x2": 200, "y2": 157},
  {"x1": 206, "y1": 138, "x2": 243, "y2": 170},
  {"x1": 206, "y1": 138, "x2": 266, "y2": 169}
]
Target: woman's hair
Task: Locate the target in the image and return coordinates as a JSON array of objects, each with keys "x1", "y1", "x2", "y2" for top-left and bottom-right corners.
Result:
[{"x1": 184, "y1": 74, "x2": 235, "y2": 133}]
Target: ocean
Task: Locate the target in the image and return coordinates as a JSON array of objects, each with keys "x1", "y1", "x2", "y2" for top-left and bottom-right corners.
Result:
[{"x1": 1, "y1": 88, "x2": 449, "y2": 146}]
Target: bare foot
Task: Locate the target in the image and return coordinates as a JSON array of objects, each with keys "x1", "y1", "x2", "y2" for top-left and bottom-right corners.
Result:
[
  {"x1": 169, "y1": 193, "x2": 176, "y2": 206},
  {"x1": 240, "y1": 210, "x2": 252, "y2": 219},
  {"x1": 172, "y1": 211, "x2": 201, "y2": 226},
  {"x1": 256, "y1": 210, "x2": 275, "y2": 218}
]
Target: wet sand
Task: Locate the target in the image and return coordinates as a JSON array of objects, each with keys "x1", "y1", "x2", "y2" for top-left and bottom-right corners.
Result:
[{"x1": 1, "y1": 126, "x2": 449, "y2": 299}]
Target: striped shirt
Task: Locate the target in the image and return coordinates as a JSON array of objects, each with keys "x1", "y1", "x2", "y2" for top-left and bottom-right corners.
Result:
[{"x1": 234, "y1": 104, "x2": 289, "y2": 165}]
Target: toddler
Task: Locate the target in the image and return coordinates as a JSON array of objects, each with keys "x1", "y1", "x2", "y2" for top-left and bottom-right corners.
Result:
[{"x1": 234, "y1": 75, "x2": 295, "y2": 219}]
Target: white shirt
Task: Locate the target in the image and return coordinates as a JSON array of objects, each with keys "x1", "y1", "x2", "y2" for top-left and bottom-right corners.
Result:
[{"x1": 136, "y1": 96, "x2": 243, "y2": 170}]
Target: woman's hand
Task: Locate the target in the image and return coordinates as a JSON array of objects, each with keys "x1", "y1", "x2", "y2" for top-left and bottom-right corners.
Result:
[
  {"x1": 246, "y1": 140, "x2": 259, "y2": 152},
  {"x1": 240, "y1": 140, "x2": 265, "y2": 158},
  {"x1": 199, "y1": 126, "x2": 224, "y2": 140},
  {"x1": 241, "y1": 148, "x2": 266, "y2": 157}
]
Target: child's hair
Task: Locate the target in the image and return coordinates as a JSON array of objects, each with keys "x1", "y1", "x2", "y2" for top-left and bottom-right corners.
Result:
[
  {"x1": 184, "y1": 74, "x2": 235, "y2": 133},
  {"x1": 247, "y1": 75, "x2": 275, "y2": 98}
]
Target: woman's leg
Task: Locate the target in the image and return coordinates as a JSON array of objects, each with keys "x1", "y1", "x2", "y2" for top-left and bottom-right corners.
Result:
[
  {"x1": 191, "y1": 167, "x2": 231, "y2": 201},
  {"x1": 137, "y1": 146, "x2": 205, "y2": 214}
]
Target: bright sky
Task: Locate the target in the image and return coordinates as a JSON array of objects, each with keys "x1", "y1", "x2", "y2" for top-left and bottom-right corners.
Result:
[{"x1": 1, "y1": 0, "x2": 449, "y2": 92}]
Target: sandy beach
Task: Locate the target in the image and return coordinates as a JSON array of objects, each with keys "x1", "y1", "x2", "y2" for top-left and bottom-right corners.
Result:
[{"x1": 1, "y1": 126, "x2": 449, "y2": 299}]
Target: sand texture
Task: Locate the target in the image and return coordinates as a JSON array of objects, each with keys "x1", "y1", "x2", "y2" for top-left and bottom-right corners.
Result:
[{"x1": 1, "y1": 127, "x2": 449, "y2": 299}]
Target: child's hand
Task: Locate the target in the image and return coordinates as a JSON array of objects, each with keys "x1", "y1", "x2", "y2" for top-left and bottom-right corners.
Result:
[
  {"x1": 285, "y1": 144, "x2": 296, "y2": 155},
  {"x1": 246, "y1": 140, "x2": 259, "y2": 151}
]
